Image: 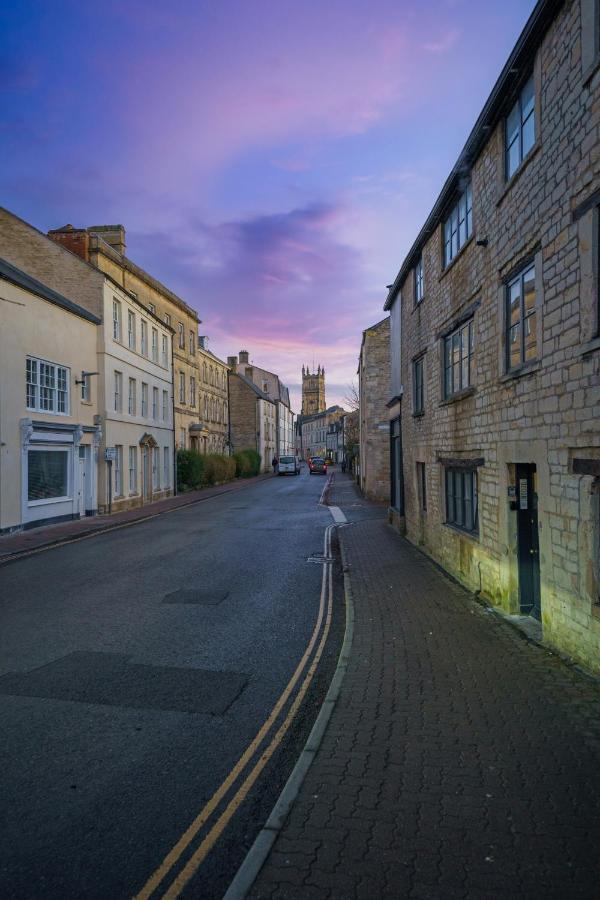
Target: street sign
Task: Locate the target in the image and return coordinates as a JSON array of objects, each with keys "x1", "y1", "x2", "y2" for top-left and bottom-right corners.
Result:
[{"x1": 105, "y1": 447, "x2": 117, "y2": 462}]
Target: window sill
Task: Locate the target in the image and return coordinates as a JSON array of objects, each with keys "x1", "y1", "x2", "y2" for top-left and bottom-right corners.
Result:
[
  {"x1": 81, "y1": 400, "x2": 93, "y2": 407},
  {"x1": 439, "y1": 386, "x2": 476, "y2": 407},
  {"x1": 499, "y1": 360, "x2": 540, "y2": 383},
  {"x1": 444, "y1": 522, "x2": 479, "y2": 542},
  {"x1": 578, "y1": 336, "x2": 600, "y2": 357},
  {"x1": 28, "y1": 496, "x2": 71, "y2": 507},
  {"x1": 439, "y1": 235, "x2": 475, "y2": 281},
  {"x1": 412, "y1": 410, "x2": 425, "y2": 419},
  {"x1": 412, "y1": 298, "x2": 426, "y2": 313},
  {"x1": 496, "y1": 141, "x2": 541, "y2": 208}
]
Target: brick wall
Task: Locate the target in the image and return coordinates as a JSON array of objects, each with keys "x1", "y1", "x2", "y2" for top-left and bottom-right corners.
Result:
[
  {"x1": 359, "y1": 318, "x2": 391, "y2": 502},
  {"x1": 392, "y1": 0, "x2": 600, "y2": 672}
]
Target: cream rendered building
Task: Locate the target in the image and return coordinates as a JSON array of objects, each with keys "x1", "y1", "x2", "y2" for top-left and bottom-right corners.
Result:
[
  {"x1": 0, "y1": 258, "x2": 101, "y2": 533},
  {"x1": 47, "y1": 224, "x2": 201, "y2": 452},
  {"x1": 197, "y1": 337, "x2": 229, "y2": 454}
]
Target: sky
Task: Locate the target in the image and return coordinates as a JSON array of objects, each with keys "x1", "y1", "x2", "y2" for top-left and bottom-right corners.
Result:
[{"x1": 1, "y1": 0, "x2": 536, "y2": 412}]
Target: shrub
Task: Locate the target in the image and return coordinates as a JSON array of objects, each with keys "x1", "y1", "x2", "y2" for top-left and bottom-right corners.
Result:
[
  {"x1": 233, "y1": 448, "x2": 261, "y2": 478},
  {"x1": 203, "y1": 454, "x2": 236, "y2": 485},
  {"x1": 177, "y1": 449, "x2": 204, "y2": 492}
]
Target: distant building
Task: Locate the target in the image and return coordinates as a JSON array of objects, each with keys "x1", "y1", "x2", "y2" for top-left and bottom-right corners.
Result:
[
  {"x1": 359, "y1": 318, "x2": 391, "y2": 502},
  {"x1": 0, "y1": 258, "x2": 101, "y2": 533},
  {"x1": 197, "y1": 337, "x2": 229, "y2": 454},
  {"x1": 384, "y1": 0, "x2": 600, "y2": 672},
  {"x1": 298, "y1": 406, "x2": 345, "y2": 460},
  {"x1": 229, "y1": 350, "x2": 294, "y2": 457},
  {"x1": 301, "y1": 365, "x2": 325, "y2": 415},
  {"x1": 227, "y1": 368, "x2": 277, "y2": 472}
]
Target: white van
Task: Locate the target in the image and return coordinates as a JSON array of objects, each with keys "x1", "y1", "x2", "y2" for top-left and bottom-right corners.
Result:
[{"x1": 278, "y1": 455, "x2": 299, "y2": 475}]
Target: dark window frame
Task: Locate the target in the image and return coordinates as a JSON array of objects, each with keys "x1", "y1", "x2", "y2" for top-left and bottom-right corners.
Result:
[
  {"x1": 415, "y1": 256, "x2": 424, "y2": 304},
  {"x1": 505, "y1": 73, "x2": 535, "y2": 181},
  {"x1": 443, "y1": 318, "x2": 474, "y2": 398},
  {"x1": 417, "y1": 461, "x2": 427, "y2": 512},
  {"x1": 443, "y1": 183, "x2": 473, "y2": 267},
  {"x1": 413, "y1": 356, "x2": 424, "y2": 415},
  {"x1": 505, "y1": 261, "x2": 536, "y2": 371},
  {"x1": 445, "y1": 467, "x2": 478, "y2": 535}
]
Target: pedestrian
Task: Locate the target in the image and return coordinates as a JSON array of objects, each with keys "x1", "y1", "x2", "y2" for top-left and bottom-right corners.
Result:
[
  {"x1": 341, "y1": 458, "x2": 347, "y2": 474},
  {"x1": 272, "y1": 455, "x2": 278, "y2": 474}
]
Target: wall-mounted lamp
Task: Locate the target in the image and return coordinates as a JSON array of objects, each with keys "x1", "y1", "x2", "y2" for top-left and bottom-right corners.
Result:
[
  {"x1": 75, "y1": 370, "x2": 99, "y2": 385},
  {"x1": 476, "y1": 238, "x2": 489, "y2": 248}
]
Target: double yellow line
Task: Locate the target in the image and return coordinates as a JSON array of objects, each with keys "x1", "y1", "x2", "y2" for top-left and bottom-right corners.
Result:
[{"x1": 134, "y1": 523, "x2": 336, "y2": 899}]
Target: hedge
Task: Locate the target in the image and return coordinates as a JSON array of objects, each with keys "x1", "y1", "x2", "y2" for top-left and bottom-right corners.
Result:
[{"x1": 233, "y1": 448, "x2": 261, "y2": 478}]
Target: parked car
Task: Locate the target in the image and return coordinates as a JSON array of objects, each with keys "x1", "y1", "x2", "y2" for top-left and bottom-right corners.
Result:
[
  {"x1": 278, "y1": 455, "x2": 299, "y2": 476},
  {"x1": 309, "y1": 456, "x2": 327, "y2": 475}
]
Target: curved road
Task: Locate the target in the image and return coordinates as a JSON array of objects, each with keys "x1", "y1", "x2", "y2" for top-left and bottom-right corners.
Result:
[{"x1": 0, "y1": 469, "x2": 344, "y2": 899}]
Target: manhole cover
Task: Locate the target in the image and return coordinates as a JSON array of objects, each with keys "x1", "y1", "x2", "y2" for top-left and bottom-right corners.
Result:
[{"x1": 163, "y1": 589, "x2": 229, "y2": 605}]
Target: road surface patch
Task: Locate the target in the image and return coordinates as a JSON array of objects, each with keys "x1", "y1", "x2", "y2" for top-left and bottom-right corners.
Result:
[
  {"x1": 0, "y1": 651, "x2": 248, "y2": 715},
  {"x1": 162, "y1": 589, "x2": 230, "y2": 605}
]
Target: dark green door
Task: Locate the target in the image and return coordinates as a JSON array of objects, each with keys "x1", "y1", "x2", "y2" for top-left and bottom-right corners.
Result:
[{"x1": 516, "y1": 464, "x2": 541, "y2": 619}]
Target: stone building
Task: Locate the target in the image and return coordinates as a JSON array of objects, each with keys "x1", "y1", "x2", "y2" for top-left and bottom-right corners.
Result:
[
  {"x1": 301, "y1": 365, "x2": 326, "y2": 415},
  {"x1": 384, "y1": 0, "x2": 600, "y2": 672},
  {"x1": 47, "y1": 224, "x2": 201, "y2": 452},
  {"x1": 359, "y1": 318, "x2": 391, "y2": 502},
  {"x1": 227, "y1": 370, "x2": 277, "y2": 472},
  {"x1": 298, "y1": 406, "x2": 345, "y2": 460},
  {"x1": 230, "y1": 351, "x2": 294, "y2": 456},
  {"x1": 0, "y1": 258, "x2": 101, "y2": 533},
  {"x1": 0, "y1": 208, "x2": 175, "y2": 513},
  {"x1": 197, "y1": 337, "x2": 229, "y2": 454}
]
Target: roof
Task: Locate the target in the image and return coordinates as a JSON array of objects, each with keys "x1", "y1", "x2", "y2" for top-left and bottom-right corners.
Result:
[
  {"x1": 233, "y1": 371, "x2": 275, "y2": 402},
  {"x1": 0, "y1": 257, "x2": 101, "y2": 325},
  {"x1": 384, "y1": 0, "x2": 563, "y2": 311}
]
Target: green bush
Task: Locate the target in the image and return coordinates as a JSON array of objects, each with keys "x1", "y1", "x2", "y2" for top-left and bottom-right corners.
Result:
[
  {"x1": 177, "y1": 449, "x2": 204, "y2": 492},
  {"x1": 233, "y1": 448, "x2": 261, "y2": 478},
  {"x1": 203, "y1": 454, "x2": 236, "y2": 485}
]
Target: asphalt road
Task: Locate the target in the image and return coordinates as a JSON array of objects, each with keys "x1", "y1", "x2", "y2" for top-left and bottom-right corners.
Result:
[{"x1": 0, "y1": 469, "x2": 344, "y2": 899}]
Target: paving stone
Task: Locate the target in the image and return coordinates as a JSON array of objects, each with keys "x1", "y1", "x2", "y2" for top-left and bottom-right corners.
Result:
[{"x1": 251, "y1": 479, "x2": 600, "y2": 898}]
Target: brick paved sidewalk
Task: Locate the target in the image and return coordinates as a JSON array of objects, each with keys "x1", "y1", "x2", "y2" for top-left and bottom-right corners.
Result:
[
  {"x1": 0, "y1": 473, "x2": 272, "y2": 562},
  {"x1": 250, "y1": 476, "x2": 600, "y2": 899}
]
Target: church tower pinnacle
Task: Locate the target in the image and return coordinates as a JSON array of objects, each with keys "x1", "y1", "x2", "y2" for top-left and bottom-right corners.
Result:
[{"x1": 301, "y1": 365, "x2": 326, "y2": 416}]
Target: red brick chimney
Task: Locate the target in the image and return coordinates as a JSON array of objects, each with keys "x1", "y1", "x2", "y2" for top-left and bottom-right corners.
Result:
[{"x1": 47, "y1": 224, "x2": 90, "y2": 261}]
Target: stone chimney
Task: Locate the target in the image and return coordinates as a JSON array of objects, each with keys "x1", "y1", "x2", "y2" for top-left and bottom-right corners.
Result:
[
  {"x1": 239, "y1": 350, "x2": 249, "y2": 364},
  {"x1": 47, "y1": 224, "x2": 90, "y2": 261},
  {"x1": 87, "y1": 224, "x2": 126, "y2": 256},
  {"x1": 227, "y1": 355, "x2": 238, "y2": 371}
]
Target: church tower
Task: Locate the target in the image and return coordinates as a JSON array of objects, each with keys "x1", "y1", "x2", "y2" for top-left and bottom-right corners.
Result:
[{"x1": 301, "y1": 365, "x2": 326, "y2": 416}]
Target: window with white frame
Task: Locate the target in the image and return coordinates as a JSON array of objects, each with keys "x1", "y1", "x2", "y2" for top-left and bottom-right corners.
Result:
[
  {"x1": 164, "y1": 313, "x2": 171, "y2": 326},
  {"x1": 114, "y1": 371, "x2": 122, "y2": 412},
  {"x1": 113, "y1": 298, "x2": 121, "y2": 341},
  {"x1": 162, "y1": 390, "x2": 169, "y2": 421},
  {"x1": 444, "y1": 319, "x2": 474, "y2": 398},
  {"x1": 152, "y1": 386, "x2": 158, "y2": 419},
  {"x1": 179, "y1": 372, "x2": 186, "y2": 403},
  {"x1": 80, "y1": 373, "x2": 91, "y2": 402},
  {"x1": 28, "y1": 449, "x2": 69, "y2": 502},
  {"x1": 151, "y1": 328, "x2": 158, "y2": 363},
  {"x1": 152, "y1": 446, "x2": 160, "y2": 490},
  {"x1": 114, "y1": 445, "x2": 123, "y2": 495},
  {"x1": 505, "y1": 74, "x2": 535, "y2": 180},
  {"x1": 444, "y1": 183, "x2": 473, "y2": 266},
  {"x1": 415, "y1": 256, "x2": 424, "y2": 303},
  {"x1": 141, "y1": 382, "x2": 148, "y2": 417},
  {"x1": 141, "y1": 320, "x2": 148, "y2": 356},
  {"x1": 128, "y1": 310, "x2": 136, "y2": 349},
  {"x1": 190, "y1": 376, "x2": 196, "y2": 407},
  {"x1": 149, "y1": 303, "x2": 156, "y2": 314},
  {"x1": 129, "y1": 446, "x2": 137, "y2": 493},
  {"x1": 178, "y1": 323, "x2": 185, "y2": 348},
  {"x1": 161, "y1": 334, "x2": 168, "y2": 368},
  {"x1": 128, "y1": 378, "x2": 136, "y2": 415},
  {"x1": 189, "y1": 331, "x2": 195, "y2": 355},
  {"x1": 26, "y1": 357, "x2": 70, "y2": 414},
  {"x1": 506, "y1": 262, "x2": 536, "y2": 370},
  {"x1": 163, "y1": 447, "x2": 170, "y2": 487}
]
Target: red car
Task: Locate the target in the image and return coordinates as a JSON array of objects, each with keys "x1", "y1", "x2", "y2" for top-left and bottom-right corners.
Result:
[{"x1": 309, "y1": 456, "x2": 327, "y2": 475}]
